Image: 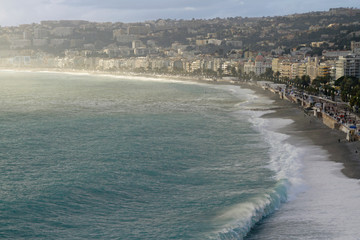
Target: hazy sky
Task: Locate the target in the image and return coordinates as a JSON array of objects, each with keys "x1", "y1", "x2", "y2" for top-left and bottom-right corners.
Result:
[{"x1": 0, "y1": 0, "x2": 358, "y2": 26}]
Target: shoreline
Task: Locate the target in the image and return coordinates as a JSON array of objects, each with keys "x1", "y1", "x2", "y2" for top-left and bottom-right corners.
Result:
[
  {"x1": 0, "y1": 67, "x2": 218, "y2": 85},
  {"x1": 1, "y1": 67, "x2": 359, "y2": 179},
  {"x1": 242, "y1": 82, "x2": 360, "y2": 179}
]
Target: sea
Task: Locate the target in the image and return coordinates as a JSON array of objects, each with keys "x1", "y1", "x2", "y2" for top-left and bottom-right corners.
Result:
[{"x1": 1, "y1": 71, "x2": 360, "y2": 239}]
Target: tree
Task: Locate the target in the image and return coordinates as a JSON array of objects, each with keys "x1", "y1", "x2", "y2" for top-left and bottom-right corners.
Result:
[
  {"x1": 274, "y1": 71, "x2": 281, "y2": 80},
  {"x1": 225, "y1": 65, "x2": 232, "y2": 76},
  {"x1": 301, "y1": 75, "x2": 311, "y2": 86},
  {"x1": 230, "y1": 66, "x2": 238, "y2": 77},
  {"x1": 308, "y1": 47, "x2": 323, "y2": 56},
  {"x1": 262, "y1": 68, "x2": 274, "y2": 79},
  {"x1": 349, "y1": 88, "x2": 360, "y2": 107},
  {"x1": 217, "y1": 68, "x2": 223, "y2": 78},
  {"x1": 335, "y1": 76, "x2": 359, "y2": 102},
  {"x1": 311, "y1": 76, "x2": 329, "y2": 87}
]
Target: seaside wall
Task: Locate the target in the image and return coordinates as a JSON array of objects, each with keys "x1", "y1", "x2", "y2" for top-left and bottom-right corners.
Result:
[
  {"x1": 339, "y1": 124, "x2": 349, "y2": 133},
  {"x1": 287, "y1": 95, "x2": 298, "y2": 103},
  {"x1": 321, "y1": 112, "x2": 340, "y2": 130},
  {"x1": 320, "y1": 112, "x2": 357, "y2": 141},
  {"x1": 254, "y1": 80, "x2": 357, "y2": 141}
]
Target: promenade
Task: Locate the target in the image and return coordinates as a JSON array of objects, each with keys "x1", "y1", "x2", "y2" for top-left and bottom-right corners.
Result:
[{"x1": 254, "y1": 80, "x2": 360, "y2": 141}]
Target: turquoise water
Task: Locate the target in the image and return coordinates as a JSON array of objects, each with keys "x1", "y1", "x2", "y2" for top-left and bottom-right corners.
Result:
[{"x1": 4, "y1": 71, "x2": 358, "y2": 239}]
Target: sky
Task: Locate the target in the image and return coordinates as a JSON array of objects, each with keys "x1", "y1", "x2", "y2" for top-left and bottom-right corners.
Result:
[{"x1": 0, "y1": 0, "x2": 358, "y2": 26}]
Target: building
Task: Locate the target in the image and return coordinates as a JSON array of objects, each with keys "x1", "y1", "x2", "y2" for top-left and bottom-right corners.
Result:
[
  {"x1": 23, "y1": 31, "x2": 32, "y2": 40},
  {"x1": 195, "y1": 39, "x2": 222, "y2": 46},
  {"x1": 336, "y1": 54, "x2": 360, "y2": 79},
  {"x1": 225, "y1": 40, "x2": 243, "y2": 48},
  {"x1": 351, "y1": 41, "x2": 360, "y2": 53},
  {"x1": 311, "y1": 41, "x2": 327, "y2": 48},
  {"x1": 297, "y1": 62, "x2": 307, "y2": 77},
  {"x1": 10, "y1": 39, "x2": 31, "y2": 49},
  {"x1": 272, "y1": 58, "x2": 280, "y2": 74},
  {"x1": 12, "y1": 56, "x2": 31, "y2": 66},
  {"x1": 190, "y1": 59, "x2": 202, "y2": 72},
  {"x1": 318, "y1": 63, "x2": 331, "y2": 78},
  {"x1": 51, "y1": 27, "x2": 74, "y2": 37},
  {"x1": 336, "y1": 57, "x2": 346, "y2": 80},
  {"x1": 279, "y1": 60, "x2": 292, "y2": 79},
  {"x1": 33, "y1": 39, "x2": 48, "y2": 47},
  {"x1": 132, "y1": 40, "x2": 144, "y2": 49},
  {"x1": 34, "y1": 28, "x2": 49, "y2": 39},
  {"x1": 291, "y1": 62, "x2": 301, "y2": 79},
  {"x1": 212, "y1": 58, "x2": 223, "y2": 72},
  {"x1": 134, "y1": 48, "x2": 149, "y2": 56},
  {"x1": 244, "y1": 53, "x2": 271, "y2": 76},
  {"x1": 306, "y1": 57, "x2": 320, "y2": 80},
  {"x1": 244, "y1": 59, "x2": 254, "y2": 75},
  {"x1": 171, "y1": 59, "x2": 184, "y2": 71},
  {"x1": 323, "y1": 50, "x2": 352, "y2": 59}
]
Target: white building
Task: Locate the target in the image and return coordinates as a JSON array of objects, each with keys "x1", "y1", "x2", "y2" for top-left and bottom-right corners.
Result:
[
  {"x1": 244, "y1": 53, "x2": 272, "y2": 76},
  {"x1": 336, "y1": 54, "x2": 360, "y2": 79},
  {"x1": 132, "y1": 40, "x2": 144, "y2": 49}
]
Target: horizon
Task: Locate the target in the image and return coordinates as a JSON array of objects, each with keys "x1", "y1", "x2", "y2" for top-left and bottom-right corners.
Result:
[{"x1": 0, "y1": 0, "x2": 358, "y2": 27}]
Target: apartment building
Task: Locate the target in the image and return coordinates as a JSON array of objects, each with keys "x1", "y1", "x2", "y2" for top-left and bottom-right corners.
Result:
[
  {"x1": 336, "y1": 54, "x2": 360, "y2": 79},
  {"x1": 279, "y1": 60, "x2": 292, "y2": 79},
  {"x1": 318, "y1": 63, "x2": 331, "y2": 78}
]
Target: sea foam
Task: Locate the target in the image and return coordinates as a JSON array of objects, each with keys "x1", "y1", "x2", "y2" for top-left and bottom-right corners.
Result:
[
  {"x1": 216, "y1": 86, "x2": 360, "y2": 239},
  {"x1": 212, "y1": 87, "x2": 308, "y2": 239}
]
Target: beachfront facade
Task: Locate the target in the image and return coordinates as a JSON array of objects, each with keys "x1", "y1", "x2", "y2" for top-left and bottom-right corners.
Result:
[
  {"x1": 243, "y1": 53, "x2": 272, "y2": 76},
  {"x1": 270, "y1": 56, "x2": 336, "y2": 81},
  {"x1": 2, "y1": 52, "x2": 354, "y2": 82}
]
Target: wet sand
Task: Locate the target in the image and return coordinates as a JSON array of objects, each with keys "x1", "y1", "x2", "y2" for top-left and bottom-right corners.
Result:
[{"x1": 240, "y1": 82, "x2": 360, "y2": 179}]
